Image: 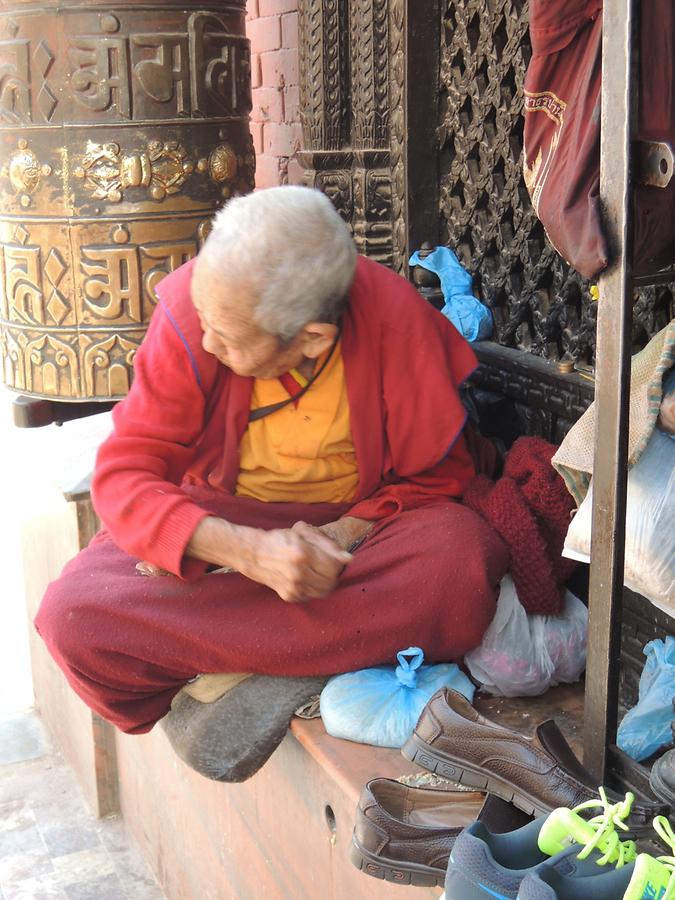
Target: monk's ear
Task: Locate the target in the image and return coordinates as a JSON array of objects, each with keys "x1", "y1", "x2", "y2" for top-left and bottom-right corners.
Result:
[{"x1": 300, "y1": 322, "x2": 338, "y2": 359}]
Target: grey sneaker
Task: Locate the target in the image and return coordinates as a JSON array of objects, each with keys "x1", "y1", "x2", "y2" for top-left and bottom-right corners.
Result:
[
  {"x1": 444, "y1": 790, "x2": 637, "y2": 899},
  {"x1": 517, "y1": 814, "x2": 675, "y2": 899}
]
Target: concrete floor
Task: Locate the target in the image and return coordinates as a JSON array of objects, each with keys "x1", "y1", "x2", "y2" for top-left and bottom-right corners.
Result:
[{"x1": 0, "y1": 712, "x2": 165, "y2": 900}]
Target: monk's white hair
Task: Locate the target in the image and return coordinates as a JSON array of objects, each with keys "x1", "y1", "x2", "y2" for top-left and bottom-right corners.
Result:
[{"x1": 200, "y1": 186, "x2": 357, "y2": 342}]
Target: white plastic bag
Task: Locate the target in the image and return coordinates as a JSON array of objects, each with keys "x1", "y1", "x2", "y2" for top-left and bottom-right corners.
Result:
[
  {"x1": 563, "y1": 427, "x2": 674, "y2": 614},
  {"x1": 319, "y1": 647, "x2": 475, "y2": 748},
  {"x1": 464, "y1": 575, "x2": 588, "y2": 697}
]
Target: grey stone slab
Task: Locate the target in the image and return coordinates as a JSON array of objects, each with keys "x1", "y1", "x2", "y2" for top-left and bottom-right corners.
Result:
[
  {"x1": 0, "y1": 720, "x2": 164, "y2": 900},
  {"x1": 51, "y1": 849, "x2": 116, "y2": 888},
  {"x1": 39, "y1": 824, "x2": 101, "y2": 859},
  {"x1": 0, "y1": 762, "x2": 43, "y2": 803},
  {"x1": 0, "y1": 874, "x2": 67, "y2": 900},
  {"x1": 0, "y1": 715, "x2": 50, "y2": 766},
  {"x1": 33, "y1": 801, "x2": 95, "y2": 833},
  {"x1": 29, "y1": 768, "x2": 90, "y2": 820},
  {"x1": 0, "y1": 800, "x2": 35, "y2": 833},
  {"x1": 64, "y1": 875, "x2": 127, "y2": 900},
  {"x1": 0, "y1": 824, "x2": 46, "y2": 857},
  {"x1": 115, "y1": 877, "x2": 165, "y2": 900},
  {"x1": 0, "y1": 850, "x2": 54, "y2": 883},
  {"x1": 96, "y1": 820, "x2": 163, "y2": 898},
  {"x1": 96, "y1": 818, "x2": 128, "y2": 855},
  {"x1": 0, "y1": 758, "x2": 70, "y2": 806},
  {"x1": 109, "y1": 848, "x2": 164, "y2": 899}
]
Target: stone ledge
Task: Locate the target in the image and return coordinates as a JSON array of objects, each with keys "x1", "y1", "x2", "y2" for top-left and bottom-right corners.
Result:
[{"x1": 115, "y1": 716, "x2": 442, "y2": 899}]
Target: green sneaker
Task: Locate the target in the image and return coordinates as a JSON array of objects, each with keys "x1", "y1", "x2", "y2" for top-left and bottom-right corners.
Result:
[
  {"x1": 517, "y1": 813, "x2": 675, "y2": 899},
  {"x1": 536, "y1": 788, "x2": 637, "y2": 867},
  {"x1": 444, "y1": 787, "x2": 637, "y2": 899}
]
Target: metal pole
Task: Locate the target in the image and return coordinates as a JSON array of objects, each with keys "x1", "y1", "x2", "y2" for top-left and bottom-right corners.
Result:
[{"x1": 583, "y1": 0, "x2": 636, "y2": 781}]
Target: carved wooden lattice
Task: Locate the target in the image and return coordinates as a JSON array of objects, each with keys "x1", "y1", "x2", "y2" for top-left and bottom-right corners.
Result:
[
  {"x1": 438, "y1": 0, "x2": 674, "y2": 365},
  {"x1": 296, "y1": 0, "x2": 673, "y2": 373}
]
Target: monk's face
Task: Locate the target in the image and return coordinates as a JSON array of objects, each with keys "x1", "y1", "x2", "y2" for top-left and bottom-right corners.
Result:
[{"x1": 191, "y1": 267, "x2": 334, "y2": 379}]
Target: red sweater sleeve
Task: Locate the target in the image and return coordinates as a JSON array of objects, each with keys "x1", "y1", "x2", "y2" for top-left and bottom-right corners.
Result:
[
  {"x1": 91, "y1": 303, "x2": 211, "y2": 579},
  {"x1": 347, "y1": 431, "x2": 475, "y2": 520}
]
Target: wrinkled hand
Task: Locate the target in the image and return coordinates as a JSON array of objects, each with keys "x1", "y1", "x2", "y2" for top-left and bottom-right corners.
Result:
[
  {"x1": 136, "y1": 560, "x2": 169, "y2": 577},
  {"x1": 240, "y1": 522, "x2": 352, "y2": 604},
  {"x1": 315, "y1": 516, "x2": 374, "y2": 552}
]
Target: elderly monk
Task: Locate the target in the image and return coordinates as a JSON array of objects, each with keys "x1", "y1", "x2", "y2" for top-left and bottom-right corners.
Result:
[{"x1": 36, "y1": 186, "x2": 508, "y2": 781}]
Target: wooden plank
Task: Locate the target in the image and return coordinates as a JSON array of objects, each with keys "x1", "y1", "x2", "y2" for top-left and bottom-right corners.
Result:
[
  {"x1": 583, "y1": 0, "x2": 636, "y2": 781},
  {"x1": 475, "y1": 682, "x2": 585, "y2": 760},
  {"x1": 115, "y1": 723, "x2": 442, "y2": 900},
  {"x1": 405, "y1": 0, "x2": 441, "y2": 258}
]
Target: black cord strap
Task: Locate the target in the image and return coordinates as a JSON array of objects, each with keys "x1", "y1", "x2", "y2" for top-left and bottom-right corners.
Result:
[{"x1": 247, "y1": 334, "x2": 340, "y2": 423}]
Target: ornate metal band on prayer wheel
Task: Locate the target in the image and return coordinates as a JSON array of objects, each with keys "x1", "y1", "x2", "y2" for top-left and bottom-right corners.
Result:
[{"x1": 0, "y1": 0, "x2": 253, "y2": 401}]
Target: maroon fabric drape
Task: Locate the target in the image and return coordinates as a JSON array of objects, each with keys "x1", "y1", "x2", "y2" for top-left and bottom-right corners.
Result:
[
  {"x1": 463, "y1": 437, "x2": 577, "y2": 615},
  {"x1": 36, "y1": 492, "x2": 508, "y2": 734},
  {"x1": 523, "y1": 0, "x2": 675, "y2": 279}
]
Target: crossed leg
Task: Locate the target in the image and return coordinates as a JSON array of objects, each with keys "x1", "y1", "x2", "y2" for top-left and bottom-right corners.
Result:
[{"x1": 36, "y1": 495, "x2": 508, "y2": 735}]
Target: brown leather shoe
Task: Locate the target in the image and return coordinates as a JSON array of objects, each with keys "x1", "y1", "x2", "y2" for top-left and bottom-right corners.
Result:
[
  {"x1": 351, "y1": 778, "x2": 531, "y2": 887},
  {"x1": 402, "y1": 688, "x2": 667, "y2": 831}
]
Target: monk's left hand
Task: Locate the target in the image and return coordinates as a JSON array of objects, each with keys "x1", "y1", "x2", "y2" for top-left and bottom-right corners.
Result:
[
  {"x1": 307, "y1": 516, "x2": 374, "y2": 553},
  {"x1": 136, "y1": 560, "x2": 169, "y2": 576}
]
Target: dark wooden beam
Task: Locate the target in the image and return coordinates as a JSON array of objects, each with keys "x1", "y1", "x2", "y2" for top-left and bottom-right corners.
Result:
[
  {"x1": 583, "y1": 0, "x2": 636, "y2": 781},
  {"x1": 405, "y1": 0, "x2": 441, "y2": 259}
]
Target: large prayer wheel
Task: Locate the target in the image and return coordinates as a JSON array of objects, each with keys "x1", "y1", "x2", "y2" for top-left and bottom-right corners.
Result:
[{"x1": 0, "y1": 0, "x2": 253, "y2": 400}]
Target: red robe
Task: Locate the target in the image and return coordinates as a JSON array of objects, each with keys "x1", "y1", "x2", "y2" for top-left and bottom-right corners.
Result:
[
  {"x1": 36, "y1": 256, "x2": 509, "y2": 734},
  {"x1": 92, "y1": 255, "x2": 478, "y2": 578}
]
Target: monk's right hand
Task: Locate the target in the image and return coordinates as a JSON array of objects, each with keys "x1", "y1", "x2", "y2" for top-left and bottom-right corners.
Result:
[{"x1": 244, "y1": 523, "x2": 352, "y2": 604}]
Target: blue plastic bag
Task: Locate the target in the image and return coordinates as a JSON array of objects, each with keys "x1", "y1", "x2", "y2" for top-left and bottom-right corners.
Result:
[
  {"x1": 617, "y1": 637, "x2": 675, "y2": 761},
  {"x1": 319, "y1": 647, "x2": 475, "y2": 748},
  {"x1": 409, "y1": 246, "x2": 493, "y2": 342}
]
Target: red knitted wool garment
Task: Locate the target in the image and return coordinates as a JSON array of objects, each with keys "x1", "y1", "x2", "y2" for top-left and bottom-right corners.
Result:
[{"x1": 463, "y1": 436, "x2": 577, "y2": 615}]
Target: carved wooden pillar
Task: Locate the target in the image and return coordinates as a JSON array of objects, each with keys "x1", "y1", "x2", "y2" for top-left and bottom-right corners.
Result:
[
  {"x1": 350, "y1": 0, "x2": 391, "y2": 264},
  {"x1": 298, "y1": 0, "x2": 439, "y2": 272},
  {"x1": 299, "y1": 0, "x2": 394, "y2": 264},
  {"x1": 0, "y1": 1, "x2": 253, "y2": 401},
  {"x1": 297, "y1": 0, "x2": 352, "y2": 219},
  {"x1": 388, "y1": 0, "x2": 407, "y2": 272}
]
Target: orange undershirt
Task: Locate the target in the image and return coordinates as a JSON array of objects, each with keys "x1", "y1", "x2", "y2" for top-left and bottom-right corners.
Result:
[{"x1": 235, "y1": 341, "x2": 359, "y2": 503}]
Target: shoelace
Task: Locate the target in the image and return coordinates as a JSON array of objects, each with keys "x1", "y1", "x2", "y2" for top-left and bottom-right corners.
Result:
[
  {"x1": 653, "y1": 815, "x2": 675, "y2": 899},
  {"x1": 571, "y1": 787, "x2": 637, "y2": 867}
]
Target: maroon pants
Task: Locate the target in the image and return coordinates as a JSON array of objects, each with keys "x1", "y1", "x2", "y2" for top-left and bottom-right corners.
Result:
[{"x1": 35, "y1": 492, "x2": 508, "y2": 734}]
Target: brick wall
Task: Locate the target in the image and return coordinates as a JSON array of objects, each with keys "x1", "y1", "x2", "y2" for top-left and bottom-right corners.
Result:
[{"x1": 246, "y1": 0, "x2": 303, "y2": 189}]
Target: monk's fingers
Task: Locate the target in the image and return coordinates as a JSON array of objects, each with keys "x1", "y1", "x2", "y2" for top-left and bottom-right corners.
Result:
[
  {"x1": 276, "y1": 577, "x2": 323, "y2": 604},
  {"x1": 292, "y1": 521, "x2": 352, "y2": 565},
  {"x1": 255, "y1": 528, "x2": 345, "y2": 601},
  {"x1": 136, "y1": 560, "x2": 169, "y2": 577},
  {"x1": 295, "y1": 544, "x2": 348, "y2": 588},
  {"x1": 277, "y1": 561, "x2": 339, "y2": 603},
  {"x1": 282, "y1": 570, "x2": 336, "y2": 601}
]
